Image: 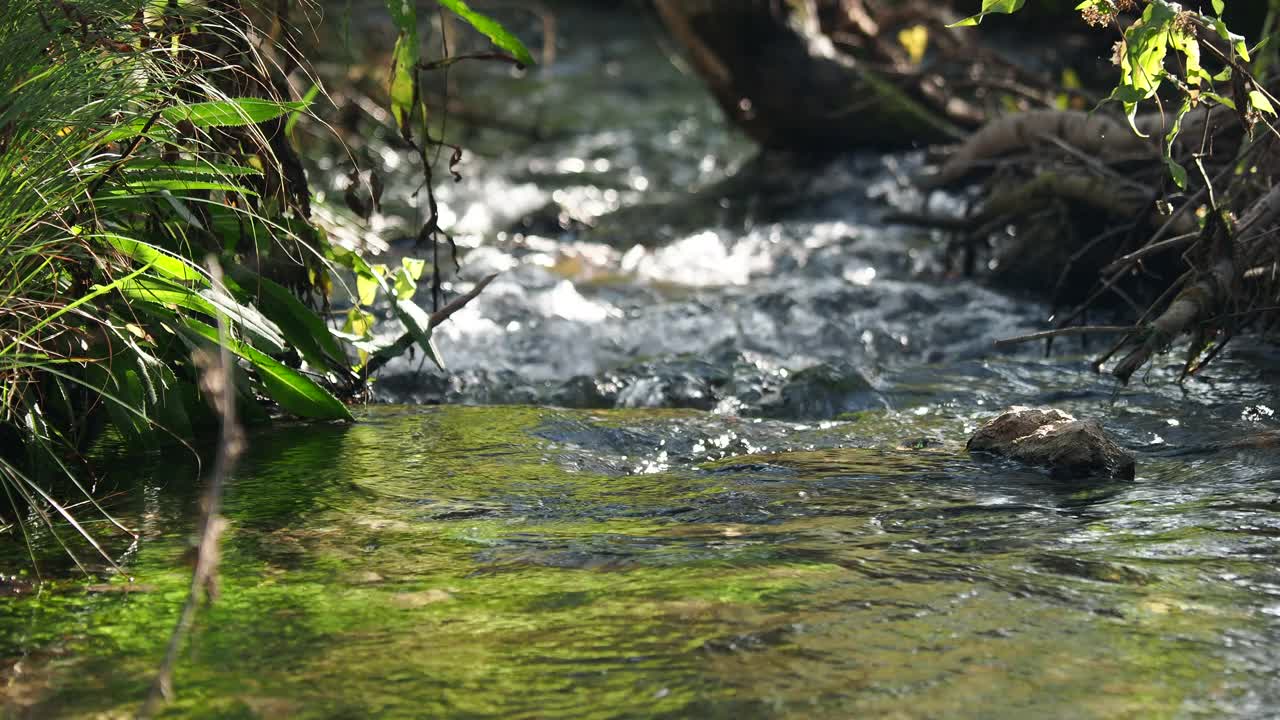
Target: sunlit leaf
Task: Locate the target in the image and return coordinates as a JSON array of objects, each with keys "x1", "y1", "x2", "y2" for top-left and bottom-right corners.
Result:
[
  {"x1": 117, "y1": 179, "x2": 258, "y2": 195},
  {"x1": 286, "y1": 83, "x2": 321, "y2": 138},
  {"x1": 116, "y1": 276, "x2": 220, "y2": 317},
  {"x1": 1249, "y1": 90, "x2": 1276, "y2": 116},
  {"x1": 357, "y1": 267, "x2": 382, "y2": 307},
  {"x1": 394, "y1": 257, "x2": 427, "y2": 301},
  {"x1": 99, "y1": 234, "x2": 209, "y2": 285},
  {"x1": 949, "y1": 0, "x2": 1025, "y2": 27},
  {"x1": 385, "y1": 0, "x2": 420, "y2": 141},
  {"x1": 115, "y1": 276, "x2": 286, "y2": 355},
  {"x1": 434, "y1": 0, "x2": 535, "y2": 66},
  {"x1": 1165, "y1": 157, "x2": 1188, "y2": 189},
  {"x1": 1164, "y1": 97, "x2": 1191, "y2": 189},
  {"x1": 389, "y1": 31, "x2": 418, "y2": 140},
  {"x1": 122, "y1": 159, "x2": 262, "y2": 177},
  {"x1": 226, "y1": 265, "x2": 349, "y2": 373},
  {"x1": 898, "y1": 25, "x2": 929, "y2": 65},
  {"x1": 391, "y1": 298, "x2": 444, "y2": 370},
  {"x1": 102, "y1": 98, "x2": 311, "y2": 142},
  {"x1": 1208, "y1": 17, "x2": 1250, "y2": 61},
  {"x1": 343, "y1": 307, "x2": 376, "y2": 339},
  {"x1": 1170, "y1": 26, "x2": 1203, "y2": 87},
  {"x1": 181, "y1": 319, "x2": 353, "y2": 421},
  {"x1": 1112, "y1": 2, "x2": 1175, "y2": 136}
]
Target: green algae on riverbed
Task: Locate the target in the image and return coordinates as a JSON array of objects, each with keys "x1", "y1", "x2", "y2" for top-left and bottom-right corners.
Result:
[{"x1": 3, "y1": 405, "x2": 1275, "y2": 718}]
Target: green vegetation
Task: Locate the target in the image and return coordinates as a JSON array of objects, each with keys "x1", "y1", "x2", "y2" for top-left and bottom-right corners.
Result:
[{"x1": 0, "y1": 0, "x2": 531, "y2": 558}]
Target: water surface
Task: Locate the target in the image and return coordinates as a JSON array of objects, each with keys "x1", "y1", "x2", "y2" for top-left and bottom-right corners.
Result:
[{"x1": 3, "y1": 3, "x2": 1280, "y2": 717}]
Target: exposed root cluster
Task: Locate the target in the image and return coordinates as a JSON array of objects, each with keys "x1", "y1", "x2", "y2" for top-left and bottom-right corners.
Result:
[{"x1": 910, "y1": 102, "x2": 1279, "y2": 383}]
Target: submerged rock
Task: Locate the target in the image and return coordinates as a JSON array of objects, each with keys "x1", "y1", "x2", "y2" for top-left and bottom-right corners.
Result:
[
  {"x1": 757, "y1": 361, "x2": 883, "y2": 420},
  {"x1": 967, "y1": 406, "x2": 1135, "y2": 480}
]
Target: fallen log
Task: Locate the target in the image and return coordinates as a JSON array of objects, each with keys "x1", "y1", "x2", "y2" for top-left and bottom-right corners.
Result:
[{"x1": 652, "y1": 0, "x2": 969, "y2": 150}]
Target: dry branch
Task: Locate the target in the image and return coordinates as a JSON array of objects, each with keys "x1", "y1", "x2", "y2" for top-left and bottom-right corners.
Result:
[
  {"x1": 139, "y1": 260, "x2": 245, "y2": 718},
  {"x1": 919, "y1": 110, "x2": 1154, "y2": 189},
  {"x1": 1110, "y1": 183, "x2": 1280, "y2": 382}
]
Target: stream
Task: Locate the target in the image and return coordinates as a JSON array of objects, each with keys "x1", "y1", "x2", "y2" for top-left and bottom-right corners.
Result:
[{"x1": 3, "y1": 4, "x2": 1280, "y2": 718}]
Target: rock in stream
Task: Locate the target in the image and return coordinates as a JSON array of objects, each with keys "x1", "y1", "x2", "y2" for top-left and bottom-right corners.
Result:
[{"x1": 967, "y1": 406, "x2": 1136, "y2": 480}]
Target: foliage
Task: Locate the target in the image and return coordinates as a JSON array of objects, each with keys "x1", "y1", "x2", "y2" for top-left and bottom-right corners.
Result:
[
  {"x1": 956, "y1": 0, "x2": 1277, "y2": 180},
  {"x1": 0, "y1": 0, "x2": 531, "y2": 563}
]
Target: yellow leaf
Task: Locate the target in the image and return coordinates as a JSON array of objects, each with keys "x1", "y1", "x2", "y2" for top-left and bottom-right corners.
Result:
[{"x1": 898, "y1": 25, "x2": 929, "y2": 65}]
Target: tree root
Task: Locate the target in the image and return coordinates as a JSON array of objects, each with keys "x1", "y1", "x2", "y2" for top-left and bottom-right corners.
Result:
[
  {"x1": 1111, "y1": 256, "x2": 1235, "y2": 383},
  {"x1": 1110, "y1": 182, "x2": 1280, "y2": 383},
  {"x1": 919, "y1": 110, "x2": 1154, "y2": 189}
]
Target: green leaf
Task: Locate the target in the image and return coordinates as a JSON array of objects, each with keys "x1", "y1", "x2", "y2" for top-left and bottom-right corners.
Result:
[
  {"x1": 394, "y1": 257, "x2": 426, "y2": 301},
  {"x1": 1170, "y1": 26, "x2": 1203, "y2": 87},
  {"x1": 85, "y1": 361, "x2": 152, "y2": 450},
  {"x1": 226, "y1": 265, "x2": 349, "y2": 373},
  {"x1": 1165, "y1": 157, "x2": 1188, "y2": 189},
  {"x1": 386, "y1": 0, "x2": 415, "y2": 27},
  {"x1": 164, "y1": 98, "x2": 310, "y2": 128},
  {"x1": 391, "y1": 298, "x2": 444, "y2": 370},
  {"x1": 181, "y1": 319, "x2": 353, "y2": 421},
  {"x1": 1164, "y1": 97, "x2": 1191, "y2": 189},
  {"x1": 122, "y1": 159, "x2": 263, "y2": 177},
  {"x1": 286, "y1": 83, "x2": 321, "y2": 138},
  {"x1": 948, "y1": 0, "x2": 1025, "y2": 27},
  {"x1": 99, "y1": 234, "x2": 209, "y2": 285},
  {"x1": 434, "y1": 0, "x2": 535, "y2": 66},
  {"x1": 152, "y1": 364, "x2": 194, "y2": 440},
  {"x1": 1202, "y1": 91, "x2": 1237, "y2": 110},
  {"x1": 389, "y1": 32, "x2": 418, "y2": 140},
  {"x1": 402, "y1": 256, "x2": 427, "y2": 280},
  {"x1": 102, "y1": 99, "x2": 311, "y2": 142},
  {"x1": 205, "y1": 205, "x2": 312, "y2": 255},
  {"x1": 116, "y1": 179, "x2": 258, "y2": 195},
  {"x1": 198, "y1": 287, "x2": 287, "y2": 355},
  {"x1": 1249, "y1": 90, "x2": 1276, "y2": 115},
  {"x1": 117, "y1": 276, "x2": 221, "y2": 317},
  {"x1": 1112, "y1": 2, "x2": 1175, "y2": 136},
  {"x1": 343, "y1": 307, "x2": 376, "y2": 339},
  {"x1": 385, "y1": 0, "x2": 420, "y2": 141},
  {"x1": 1212, "y1": 0, "x2": 1224, "y2": 16},
  {"x1": 356, "y1": 268, "x2": 381, "y2": 307},
  {"x1": 116, "y1": 276, "x2": 287, "y2": 355},
  {"x1": 1208, "y1": 17, "x2": 1250, "y2": 61}
]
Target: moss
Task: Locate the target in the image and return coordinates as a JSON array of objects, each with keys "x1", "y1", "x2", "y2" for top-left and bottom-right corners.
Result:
[{"x1": 0, "y1": 405, "x2": 1263, "y2": 718}]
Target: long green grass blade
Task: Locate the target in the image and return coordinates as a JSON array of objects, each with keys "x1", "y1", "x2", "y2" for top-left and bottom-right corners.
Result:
[{"x1": 181, "y1": 318, "x2": 354, "y2": 421}]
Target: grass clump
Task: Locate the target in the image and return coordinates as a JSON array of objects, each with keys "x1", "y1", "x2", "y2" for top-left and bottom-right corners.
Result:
[{"x1": 0, "y1": 0, "x2": 371, "y2": 565}]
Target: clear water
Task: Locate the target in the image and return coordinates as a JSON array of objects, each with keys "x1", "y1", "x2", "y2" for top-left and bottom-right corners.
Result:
[{"x1": 3, "y1": 3, "x2": 1280, "y2": 718}]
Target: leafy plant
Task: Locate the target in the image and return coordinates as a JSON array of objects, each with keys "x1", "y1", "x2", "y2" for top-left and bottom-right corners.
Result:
[
  {"x1": 0, "y1": 0, "x2": 532, "y2": 568},
  {"x1": 955, "y1": 0, "x2": 1277, "y2": 186}
]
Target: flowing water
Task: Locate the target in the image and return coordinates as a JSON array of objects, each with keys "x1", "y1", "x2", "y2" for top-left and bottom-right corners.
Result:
[{"x1": 4, "y1": 4, "x2": 1280, "y2": 718}]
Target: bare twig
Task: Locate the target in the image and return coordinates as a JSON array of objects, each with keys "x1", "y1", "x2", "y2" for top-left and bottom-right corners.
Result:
[
  {"x1": 360, "y1": 273, "x2": 499, "y2": 379},
  {"x1": 994, "y1": 325, "x2": 1136, "y2": 348},
  {"x1": 1100, "y1": 231, "x2": 1199, "y2": 274},
  {"x1": 138, "y1": 258, "x2": 244, "y2": 719}
]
